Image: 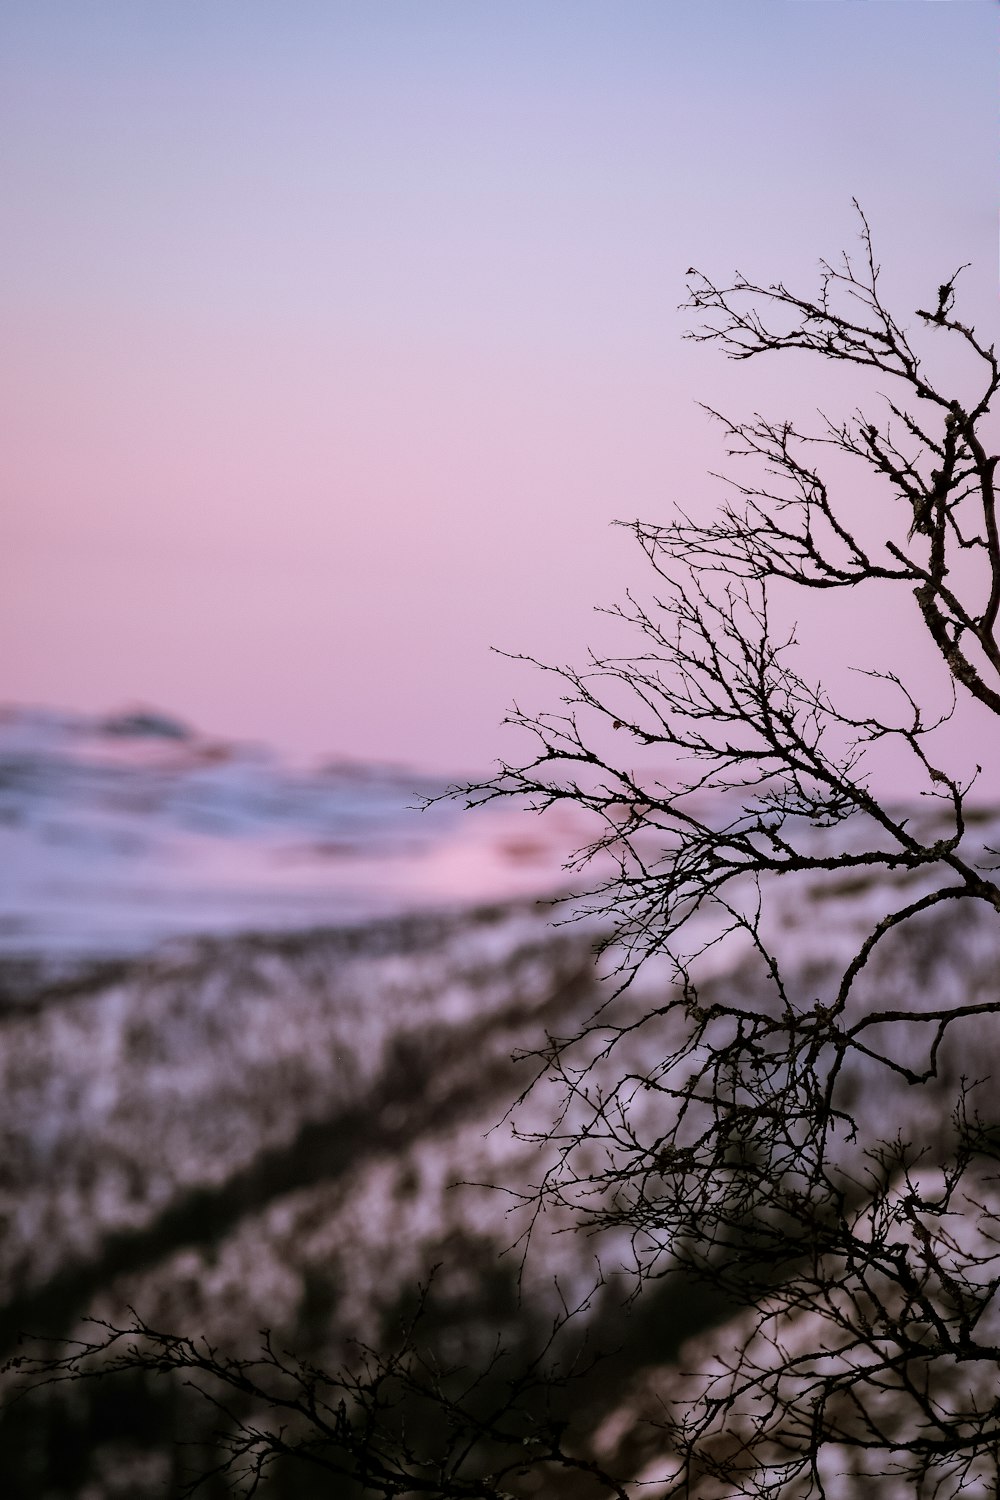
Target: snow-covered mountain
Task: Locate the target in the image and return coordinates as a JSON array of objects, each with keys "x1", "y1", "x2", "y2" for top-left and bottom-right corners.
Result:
[{"x1": 0, "y1": 705, "x2": 584, "y2": 974}]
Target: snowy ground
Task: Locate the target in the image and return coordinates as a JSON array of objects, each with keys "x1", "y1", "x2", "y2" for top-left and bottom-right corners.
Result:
[{"x1": 3, "y1": 704, "x2": 999, "y2": 1498}]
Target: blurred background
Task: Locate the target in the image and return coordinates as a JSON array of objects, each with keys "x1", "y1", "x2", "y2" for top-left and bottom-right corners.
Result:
[
  {"x1": 3, "y1": 0, "x2": 995, "y2": 770},
  {"x1": 0, "y1": 3, "x2": 996, "y2": 1494}
]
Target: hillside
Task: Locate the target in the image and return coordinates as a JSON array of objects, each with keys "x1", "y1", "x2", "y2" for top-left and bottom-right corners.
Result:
[{"x1": 2, "y1": 707, "x2": 998, "y2": 1497}]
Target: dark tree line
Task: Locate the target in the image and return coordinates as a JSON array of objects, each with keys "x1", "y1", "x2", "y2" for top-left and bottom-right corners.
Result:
[{"x1": 8, "y1": 208, "x2": 1000, "y2": 1498}]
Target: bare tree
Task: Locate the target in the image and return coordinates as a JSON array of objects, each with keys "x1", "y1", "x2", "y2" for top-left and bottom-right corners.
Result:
[
  {"x1": 9, "y1": 208, "x2": 1000, "y2": 1498},
  {"x1": 457, "y1": 204, "x2": 1000, "y2": 1498},
  {"x1": 6, "y1": 1290, "x2": 631, "y2": 1500}
]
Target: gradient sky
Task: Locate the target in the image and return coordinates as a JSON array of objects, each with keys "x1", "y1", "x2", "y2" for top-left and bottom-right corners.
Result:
[{"x1": 2, "y1": 1, "x2": 997, "y2": 771}]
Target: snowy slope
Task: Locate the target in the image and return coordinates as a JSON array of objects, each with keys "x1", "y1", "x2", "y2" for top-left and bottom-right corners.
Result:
[
  {"x1": 0, "y1": 705, "x2": 584, "y2": 968},
  {"x1": 2, "y1": 709, "x2": 999, "y2": 1499}
]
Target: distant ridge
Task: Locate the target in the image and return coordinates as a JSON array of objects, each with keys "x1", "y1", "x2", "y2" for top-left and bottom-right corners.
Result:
[{"x1": 0, "y1": 705, "x2": 580, "y2": 972}]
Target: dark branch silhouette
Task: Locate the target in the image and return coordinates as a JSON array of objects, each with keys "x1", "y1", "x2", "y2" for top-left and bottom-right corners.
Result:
[{"x1": 7, "y1": 206, "x2": 999, "y2": 1499}]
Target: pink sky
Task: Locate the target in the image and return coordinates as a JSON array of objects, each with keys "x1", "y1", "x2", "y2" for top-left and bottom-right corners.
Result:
[{"x1": 2, "y1": 2, "x2": 996, "y2": 772}]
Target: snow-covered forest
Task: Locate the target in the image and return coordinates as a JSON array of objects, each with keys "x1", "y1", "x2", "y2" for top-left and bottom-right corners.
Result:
[{"x1": 3, "y1": 706, "x2": 998, "y2": 1496}]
